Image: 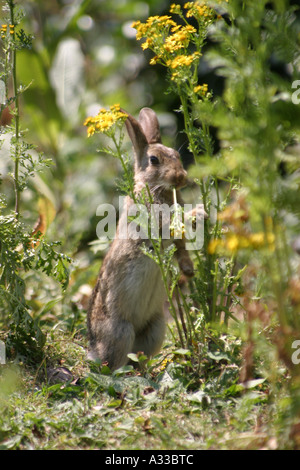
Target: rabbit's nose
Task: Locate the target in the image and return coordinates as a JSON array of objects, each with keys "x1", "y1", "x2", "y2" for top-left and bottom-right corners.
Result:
[
  {"x1": 180, "y1": 169, "x2": 187, "y2": 182},
  {"x1": 176, "y1": 170, "x2": 187, "y2": 187}
]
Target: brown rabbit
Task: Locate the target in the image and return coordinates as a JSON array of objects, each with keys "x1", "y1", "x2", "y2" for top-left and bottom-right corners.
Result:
[{"x1": 87, "y1": 107, "x2": 195, "y2": 370}]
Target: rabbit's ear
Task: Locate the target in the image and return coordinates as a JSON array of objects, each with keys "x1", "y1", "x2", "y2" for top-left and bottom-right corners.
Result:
[
  {"x1": 123, "y1": 110, "x2": 148, "y2": 167},
  {"x1": 138, "y1": 108, "x2": 162, "y2": 144}
]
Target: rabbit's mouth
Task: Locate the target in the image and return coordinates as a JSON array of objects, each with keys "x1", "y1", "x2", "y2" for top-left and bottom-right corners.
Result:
[
  {"x1": 168, "y1": 173, "x2": 187, "y2": 189},
  {"x1": 147, "y1": 171, "x2": 187, "y2": 192},
  {"x1": 154, "y1": 180, "x2": 184, "y2": 191},
  {"x1": 174, "y1": 179, "x2": 187, "y2": 189},
  {"x1": 149, "y1": 182, "x2": 169, "y2": 193}
]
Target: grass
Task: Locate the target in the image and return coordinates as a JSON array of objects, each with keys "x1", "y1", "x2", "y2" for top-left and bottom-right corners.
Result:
[
  {"x1": 1, "y1": 0, "x2": 299, "y2": 452},
  {"x1": 0, "y1": 322, "x2": 286, "y2": 450}
]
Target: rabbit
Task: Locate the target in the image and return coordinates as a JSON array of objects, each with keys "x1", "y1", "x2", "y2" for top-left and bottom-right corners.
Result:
[{"x1": 87, "y1": 107, "x2": 196, "y2": 370}]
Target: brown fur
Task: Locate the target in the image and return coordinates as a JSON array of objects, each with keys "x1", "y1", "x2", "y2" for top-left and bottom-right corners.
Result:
[{"x1": 87, "y1": 108, "x2": 194, "y2": 370}]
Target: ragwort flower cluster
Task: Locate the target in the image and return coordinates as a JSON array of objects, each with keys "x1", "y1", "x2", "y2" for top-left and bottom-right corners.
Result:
[
  {"x1": 132, "y1": 2, "x2": 218, "y2": 86},
  {"x1": 84, "y1": 104, "x2": 127, "y2": 138},
  {"x1": 208, "y1": 196, "x2": 275, "y2": 255},
  {"x1": 1, "y1": 24, "x2": 14, "y2": 39}
]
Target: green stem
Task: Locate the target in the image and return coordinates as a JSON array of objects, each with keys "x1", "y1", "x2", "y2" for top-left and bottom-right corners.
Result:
[
  {"x1": 211, "y1": 258, "x2": 219, "y2": 323},
  {"x1": 9, "y1": 1, "x2": 20, "y2": 218},
  {"x1": 112, "y1": 134, "x2": 136, "y2": 202},
  {"x1": 178, "y1": 90, "x2": 201, "y2": 164},
  {"x1": 144, "y1": 185, "x2": 185, "y2": 348},
  {"x1": 177, "y1": 284, "x2": 196, "y2": 343},
  {"x1": 0, "y1": 43, "x2": 9, "y2": 122}
]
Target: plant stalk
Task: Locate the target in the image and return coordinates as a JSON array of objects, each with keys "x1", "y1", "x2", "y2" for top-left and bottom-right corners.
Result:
[{"x1": 9, "y1": 1, "x2": 20, "y2": 218}]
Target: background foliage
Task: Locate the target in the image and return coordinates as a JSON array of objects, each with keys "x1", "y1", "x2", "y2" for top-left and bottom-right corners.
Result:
[{"x1": 0, "y1": 0, "x2": 300, "y2": 450}]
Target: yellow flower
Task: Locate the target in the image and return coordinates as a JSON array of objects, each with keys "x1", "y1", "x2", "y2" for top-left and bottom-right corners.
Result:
[
  {"x1": 170, "y1": 25, "x2": 181, "y2": 33},
  {"x1": 167, "y1": 52, "x2": 201, "y2": 69},
  {"x1": 159, "y1": 356, "x2": 173, "y2": 371},
  {"x1": 164, "y1": 25, "x2": 196, "y2": 53},
  {"x1": 1, "y1": 24, "x2": 7, "y2": 37},
  {"x1": 84, "y1": 104, "x2": 127, "y2": 137},
  {"x1": 164, "y1": 34, "x2": 186, "y2": 53},
  {"x1": 153, "y1": 15, "x2": 177, "y2": 27},
  {"x1": 248, "y1": 232, "x2": 265, "y2": 248},
  {"x1": 86, "y1": 126, "x2": 95, "y2": 137},
  {"x1": 184, "y1": 1, "x2": 215, "y2": 21},
  {"x1": 266, "y1": 233, "x2": 275, "y2": 246},
  {"x1": 131, "y1": 20, "x2": 141, "y2": 29},
  {"x1": 170, "y1": 4, "x2": 182, "y2": 15},
  {"x1": 149, "y1": 56, "x2": 159, "y2": 65},
  {"x1": 132, "y1": 15, "x2": 177, "y2": 42},
  {"x1": 194, "y1": 83, "x2": 208, "y2": 96},
  {"x1": 249, "y1": 232, "x2": 275, "y2": 250},
  {"x1": 208, "y1": 238, "x2": 222, "y2": 254},
  {"x1": 226, "y1": 234, "x2": 239, "y2": 252},
  {"x1": 141, "y1": 37, "x2": 154, "y2": 50}
]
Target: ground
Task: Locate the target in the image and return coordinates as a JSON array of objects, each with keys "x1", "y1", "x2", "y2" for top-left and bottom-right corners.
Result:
[{"x1": 0, "y1": 325, "x2": 287, "y2": 450}]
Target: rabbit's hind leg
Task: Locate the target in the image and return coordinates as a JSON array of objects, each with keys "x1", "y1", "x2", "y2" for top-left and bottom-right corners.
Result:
[
  {"x1": 87, "y1": 318, "x2": 135, "y2": 371},
  {"x1": 133, "y1": 313, "x2": 166, "y2": 359}
]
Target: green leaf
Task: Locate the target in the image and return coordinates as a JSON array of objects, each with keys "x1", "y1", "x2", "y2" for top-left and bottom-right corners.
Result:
[
  {"x1": 241, "y1": 378, "x2": 266, "y2": 390},
  {"x1": 207, "y1": 351, "x2": 231, "y2": 362},
  {"x1": 107, "y1": 398, "x2": 123, "y2": 408},
  {"x1": 127, "y1": 353, "x2": 139, "y2": 363},
  {"x1": 187, "y1": 390, "x2": 211, "y2": 406},
  {"x1": 173, "y1": 348, "x2": 191, "y2": 356}
]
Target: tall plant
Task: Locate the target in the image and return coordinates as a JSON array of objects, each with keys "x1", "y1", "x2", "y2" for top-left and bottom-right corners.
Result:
[
  {"x1": 202, "y1": 0, "x2": 300, "y2": 432},
  {"x1": 130, "y1": 1, "x2": 300, "y2": 444},
  {"x1": 130, "y1": 3, "x2": 244, "y2": 338},
  {"x1": 132, "y1": 0, "x2": 300, "y2": 347},
  {"x1": 86, "y1": 2, "x2": 300, "y2": 436},
  {"x1": 0, "y1": 1, "x2": 70, "y2": 361},
  {"x1": 84, "y1": 3, "x2": 243, "y2": 363}
]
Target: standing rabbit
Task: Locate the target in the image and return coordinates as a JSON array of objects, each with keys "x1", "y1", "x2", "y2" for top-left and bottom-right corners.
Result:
[{"x1": 87, "y1": 107, "x2": 195, "y2": 370}]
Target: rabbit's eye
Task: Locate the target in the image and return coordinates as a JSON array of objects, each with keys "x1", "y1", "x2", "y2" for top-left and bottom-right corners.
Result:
[{"x1": 150, "y1": 156, "x2": 160, "y2": 165}]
